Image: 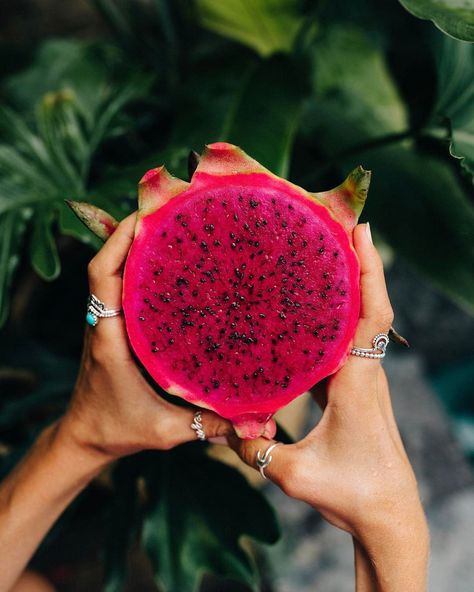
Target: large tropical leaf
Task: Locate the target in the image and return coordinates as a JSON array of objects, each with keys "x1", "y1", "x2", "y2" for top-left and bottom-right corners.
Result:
[
  {"x1": 0, "y1": 40, "x2": 153, "y2": 327},
  {"x1": 399, "y1": 0, "x2": 474, "y2": 42},
  {"x1": 141, "y1": 447, "x2": 280, "y2": 592},
  {"x1": 302, "y1": 24, "x2": 474, "y2": 310},
  {"x1": 431, "y1": 35, "x2": 474, "y2": 182}
]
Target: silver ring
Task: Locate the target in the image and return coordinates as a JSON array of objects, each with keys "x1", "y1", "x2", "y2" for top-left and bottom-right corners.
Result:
[
  {"x1": 191, "y1": 411, "x2": 206, "y2": 441},
  {"x1": 86, "y1": 293, "x2": 121, "y2": 327},
  {"x1": 351, "y1": 333, "x2": 389, "y2": 359},
  {"x1": 256, "y1": 442, "x2": 282, "y2": 480}
]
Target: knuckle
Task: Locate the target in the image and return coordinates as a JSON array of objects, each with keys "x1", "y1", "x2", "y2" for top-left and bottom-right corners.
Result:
[
  {"x1": 375, "y1": 306, "x2": 394, "y2": 328},
  {"x1": 87, "y1": 258, "x2": 102, "y2": 280}
]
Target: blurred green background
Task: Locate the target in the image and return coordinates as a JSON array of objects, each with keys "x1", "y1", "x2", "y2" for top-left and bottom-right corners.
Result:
[{"x1": 1, "y1": 1, "x2": 474, "y2": 591}]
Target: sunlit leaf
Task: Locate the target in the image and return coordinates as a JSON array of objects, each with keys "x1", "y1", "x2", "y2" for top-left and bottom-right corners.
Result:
[{"x1": 195, "y1": 0, "x2": 305, "y2": 56}]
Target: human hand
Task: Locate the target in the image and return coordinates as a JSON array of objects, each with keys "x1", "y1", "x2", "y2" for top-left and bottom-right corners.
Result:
[
  {"x1": 57, "y1": 213, "x2": 234, "y2": 462},
  {"x1": 228, "y1": 223, "x2": 429, "y2": 590}
]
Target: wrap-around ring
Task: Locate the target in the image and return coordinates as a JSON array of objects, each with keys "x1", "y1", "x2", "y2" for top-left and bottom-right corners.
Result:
[
  {"x1": 256, "y1": 442, "x2": 282, "y2": 480},
  {"x1": 351, "y1": 333, "x2": 389, "y2": 359},
  {"x1": 191, "y1": 411, "x2": 206, "y2": 441}
]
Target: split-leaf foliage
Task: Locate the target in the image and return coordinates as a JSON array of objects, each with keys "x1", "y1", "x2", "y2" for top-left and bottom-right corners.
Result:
[{"x1": 1, "y1": 0, "x2": 474, "y2": 591}]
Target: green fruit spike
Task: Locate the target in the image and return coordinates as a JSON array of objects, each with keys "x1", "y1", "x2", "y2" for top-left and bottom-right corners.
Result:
[
  {"x1": 311, "y1": 166, "x2": 371, "y2": 233},
  {"x1": 65, "y1": 200, "x2": 118, "y2": 241}
]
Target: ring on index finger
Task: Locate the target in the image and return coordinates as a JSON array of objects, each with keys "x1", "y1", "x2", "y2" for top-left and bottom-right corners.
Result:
[{"x1": 350, "y1": 333, "x2": 389, "y2": 359}]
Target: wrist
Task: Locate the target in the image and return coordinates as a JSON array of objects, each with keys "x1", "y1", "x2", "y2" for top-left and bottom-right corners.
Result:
[{"x1": 52, "y1": 415, "x2": 115, "y2": 476}]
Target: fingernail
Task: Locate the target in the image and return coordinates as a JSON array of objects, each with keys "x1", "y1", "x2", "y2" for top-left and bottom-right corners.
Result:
[{"x1": 366, "y1": 222, "x2": 372, "y2": 244}]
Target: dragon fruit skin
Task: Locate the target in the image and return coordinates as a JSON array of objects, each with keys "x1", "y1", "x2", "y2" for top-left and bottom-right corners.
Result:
[{"x1": 118, "y1": 143, "x2": 370, "y2": 439}]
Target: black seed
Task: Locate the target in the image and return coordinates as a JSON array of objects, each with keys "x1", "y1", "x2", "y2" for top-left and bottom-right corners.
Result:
[
  {"x1": 281, "y1": 383, "x2": 288, "y2": 389},
  {"x1": 154, "y1": 267, "x2": 163, "y2": 276},
  {"x1": 245, "y1": 314, "x2": 252, "y2": 321},
  {"x1": 313, "y1": 330, "x2": 319, "y2": 337},
  {"x1": 168, "y1": 338, "x2": 175, "y2": 345},
  {"x1": 243, "y1": 223, "x2": 250, "y2": 231},
  {"x1": 288, "y1": 204, "x2": 294, "y2": 210},
  {"x1": 152, "y1": 347, "x2": 158, "y2": 353},
  {"x1": 254, "y1": 241, "x2": 260, "y2": 247},
  {"x1": 334, "y1": 251, "x2": 339, "y2": 257},
  {"x1": 212, "y1": 379, "x2": 220, "y2": 389},
  {"x1": 318, "y1": 247, "x2": 325, "y2": 254},
  {"x1": 302, "y1": 240, "x2": 308, "y2": 248},
  {"x1": 214, "y1": 239, "x2": 221, "y2": 247},
  {"x1": 340, "y1": 290, "x2": 346, "y2": 296},
  {"x1": 201, "y1": 240, "x2": 208, "y2": 250},
  {"x1": 176, "y1": 213, "x2": 183, "y2": 221},
  {"x1": 139, "y1": 316, "x2": 145, "y2": 321},
  {"x1": 303, "y1": 349, "x2": 309, "y2": 355},
  {"x1": 244, "y1": 374, "x2": 250, "y2": 380},
  {"x1": 278, "y1": 333, "x2": 285, "y2": 340},
  {"x1": 279, "y1": 312, "x2": 287, "y2": 319},
  {"x1": 233, "y1": 213, "x2": 239, "y2": 222},
  {"x1": 319, "y1": 350, "x2": 325, "y2": 356},
  {"x1": 282, "y1": 221, "x2": 288, "y2": 228},
  {"x1": 259, "y1": 313, "x2": 266, "y2": 319},
  {"x1": 231, "y1": 242, "x2": 237, "y2": 249},
  {"x1": 319, "y1": 234, "x2": 324, "y2": 240},
  {"x1": 204, "y1": 223, "x2": 214, "y2": 232},
  {"x1": 258, "y1": 367, "x2": 264, "y2": 373},
  {"x1": 290, "y1": 250, "x2": 297, "y2": 257},
  {"x1": 249, "y1": 199, "x2": 258, "y2": 208}
]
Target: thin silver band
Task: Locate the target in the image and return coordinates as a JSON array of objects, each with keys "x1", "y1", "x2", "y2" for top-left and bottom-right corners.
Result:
[
  {"x1": 88, "y1": 293, "x2": 122, "y2": 317},
  {"x1": 191, "y1": 411, "x2": 206, "y2": 441},
  {"x1": 351, "y1": 333, "x2": 389, "y2": 359},
  {"x1": 256, "y1": 442, "x2": 282, "y2": 480}
]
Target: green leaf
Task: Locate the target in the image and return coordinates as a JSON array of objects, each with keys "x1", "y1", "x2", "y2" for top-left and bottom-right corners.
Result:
[
  {"x1": 141, "y1": 447, "x2": 280, "y2": 592},
  {"x1": 29, "y1": 208, "x2": 61, "y2": 281},
  {"x1": 195, "y1": 0, "x2": 305, "y2": 56},
  {"x1": 223, "y1": 55, "x2": 310, "y2": 177},
  {"x1": 0, "y1": 212, "x2": 28, "y2": 326},
  {"x1": 301, "y1": 24, "x2": 474, "y2": 310},
  {"x1": 311, "y1": 25, "x2": 408, "y2": 135},
  {"x1": 431, "y1": 35, "x2": 474, "y2": 181},
  {"x1": 399, "y1": 0, "x2": 474, "y2": 42}
]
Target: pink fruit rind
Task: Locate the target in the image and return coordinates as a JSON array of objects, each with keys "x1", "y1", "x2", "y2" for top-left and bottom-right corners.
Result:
[{"x1": 123, "y1": 150, "x2": 362, "y2": 438}]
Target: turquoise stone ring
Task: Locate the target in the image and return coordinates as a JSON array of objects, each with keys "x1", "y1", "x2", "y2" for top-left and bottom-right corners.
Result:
[
  {"x1": 86, "y1": 293, "x2": 121, "y2": 327},
  {"x1": 86, "y1": 311, "x2": 98, "y2": 326}
]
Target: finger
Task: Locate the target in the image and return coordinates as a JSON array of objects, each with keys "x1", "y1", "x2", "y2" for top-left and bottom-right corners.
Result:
[
  {"x1": 87, "y1": 212, "x2": 136, "y2": 308},
  {"x1": 162, "y1": 407, "x2": 236, "y2": 448},
  {"x1": 352, "y1": 223, "x2": 394, "y2": 347},
  {"x1": 227, "y1": 435, "x2": 292, "y2": 488}
]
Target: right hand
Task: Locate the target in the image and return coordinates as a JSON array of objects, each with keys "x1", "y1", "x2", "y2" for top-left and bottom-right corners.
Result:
[{"x1": 228, "y1": 224, "x2": 428, "y2": 551}]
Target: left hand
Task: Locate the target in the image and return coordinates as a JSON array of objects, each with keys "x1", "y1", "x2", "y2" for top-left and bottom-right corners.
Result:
[{"x1": 57, "y1": 213, "x2": 234, "y2": 462}]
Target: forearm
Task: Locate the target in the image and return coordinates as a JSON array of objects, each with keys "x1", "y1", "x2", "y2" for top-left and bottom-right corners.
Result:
[
  {"x1": 356, "y1": 513, "x2": 429, "y2": 592},
  {"x1": 0, "y1": 422, "x2": 110, "y2": 591}
]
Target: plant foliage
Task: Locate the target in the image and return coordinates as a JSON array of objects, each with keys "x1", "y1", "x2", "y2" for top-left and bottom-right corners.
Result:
[{"x1": 1, "y1": 0, "x2": 474, "y2": 590}]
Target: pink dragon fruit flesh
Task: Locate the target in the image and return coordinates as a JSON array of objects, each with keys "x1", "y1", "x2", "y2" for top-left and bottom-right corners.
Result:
[{"x1": 71, "y1": 143, "x2": 371, "y2": 439}]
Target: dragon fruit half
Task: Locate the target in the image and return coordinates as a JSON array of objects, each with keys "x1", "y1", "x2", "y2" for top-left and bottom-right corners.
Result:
[{"x1": 70, "y1": 143, "x2": 371, "y2": 438}]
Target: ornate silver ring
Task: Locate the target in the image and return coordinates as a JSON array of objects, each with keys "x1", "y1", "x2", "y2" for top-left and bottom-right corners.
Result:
[
  {"x1": 191, "y1": 411, "x2": 206, "y2": 441},
  {"x1": 351, "y1": 333, "x2": 389, "y2": 359},
  {"x1": 256, "y1": 442, "x2": 282, "y2": 480},
  {"x1": 86, "y1": 293, "x2": 121, "y2": 327}
]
